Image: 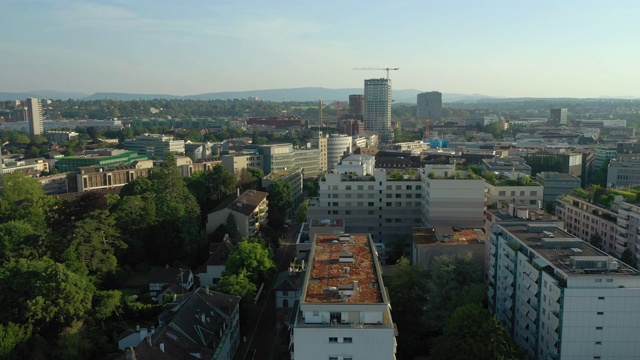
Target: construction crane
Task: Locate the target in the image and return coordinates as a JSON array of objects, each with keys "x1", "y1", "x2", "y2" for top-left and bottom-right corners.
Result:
[{"x1": 353, "y1": 67, "x2": 399, "y2": 80}]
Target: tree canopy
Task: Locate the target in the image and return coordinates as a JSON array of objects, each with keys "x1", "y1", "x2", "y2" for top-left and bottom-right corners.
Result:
[{"x1": 224, "y1": 238, "x2": 276, "y2": 284}]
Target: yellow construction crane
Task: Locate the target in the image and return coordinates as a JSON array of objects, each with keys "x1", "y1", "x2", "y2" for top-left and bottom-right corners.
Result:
[{"x1": 353, "y1": 67, "x2": 399, "y2": 80}]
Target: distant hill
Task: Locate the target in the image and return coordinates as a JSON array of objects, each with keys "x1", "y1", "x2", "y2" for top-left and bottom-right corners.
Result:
[
  {"x1": 0, "y1": 90, "x2": 89, "y2": 101},
  {"x1": 1, "y1": 87, "x2": 497, "y2": 103}
]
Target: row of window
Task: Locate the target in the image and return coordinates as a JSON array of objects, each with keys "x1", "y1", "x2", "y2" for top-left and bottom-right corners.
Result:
[
  {"x1": 328, "y1": 337, "x2": 353, "y2": 343},
  {"x1": 497, "y1": 190, "x2": 538, "y2": 196}
]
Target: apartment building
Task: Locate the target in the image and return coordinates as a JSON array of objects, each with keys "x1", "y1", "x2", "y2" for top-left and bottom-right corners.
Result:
[
  {"x1": 221, "y1": 149, "x2": 263, "y2": 174},
  {"x1": 422, "y1": 164, "x2": 485, "y2": 228},
  {"x1": 556, "y1": 194, "x2": 640, "y2": 262},
  {"x1": 306, "y1": 163, "x2": 422, "y2": 244},
  {"x1": 206, "y1": 190, "x2": 269, "y2": 237},
  {"x1": 292, "y1": 233, "x2": 397, "y2": 360},
  {"x1": 487, "y1": 222, "x2": 640, "y2": 360},
  {"x1": 484, "y1": 173, "x2": 544, "y2": 209}
]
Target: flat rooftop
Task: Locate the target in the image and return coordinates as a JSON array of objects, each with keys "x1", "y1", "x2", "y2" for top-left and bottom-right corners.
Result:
[
  {"x1": 304, "y1": 234, "x2": 383, "y2": 304},
  {"x1": 500, "y1": 223, "x2": 637, "y2": 277}
]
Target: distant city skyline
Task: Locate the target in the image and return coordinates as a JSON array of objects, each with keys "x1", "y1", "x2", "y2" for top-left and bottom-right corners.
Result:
[{"x1": 2, "y1": 1, "x2": 639, "y2": 98}]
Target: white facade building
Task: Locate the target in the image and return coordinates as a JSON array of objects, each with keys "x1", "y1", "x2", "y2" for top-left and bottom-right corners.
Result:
[
  {"x1": 292, "y1": 233, "x2": 396, "y2": 360},
  {"x1": 326, "y1": 134, "x2": 353, "y2": 170},
  {"x1": 422, "y1": 164, "x2": 485, "y2": 228},
  {"x1": 488, "y1": 222, "x2": 640, "y2": 360},
  {"x1": 123, "y1": 134, "x2": 185, "y2": 159},
  {"x1": 484, "y1": 177, "x2": 544, "y2": 209}
]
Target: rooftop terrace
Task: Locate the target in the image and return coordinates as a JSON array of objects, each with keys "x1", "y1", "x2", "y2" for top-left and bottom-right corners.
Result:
[
  {"x1": 499, "y1": 223, "x2": 637, "y2": 278},
  {"x1": 304, "y1": 234, "x2": 383, "y2": 304}
]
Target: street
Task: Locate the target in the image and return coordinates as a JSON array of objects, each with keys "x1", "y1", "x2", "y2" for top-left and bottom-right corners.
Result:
[{"x1": 236, "y1": 224, "x2": 298, "y2": 360}]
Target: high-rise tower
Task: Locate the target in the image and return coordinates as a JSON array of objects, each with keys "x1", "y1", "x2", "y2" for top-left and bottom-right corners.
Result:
[
  {"x1": 416, "y1": 91, "x2": 442, "y2": 120},
  {"x1": 364, "y1": 79, "x2": 393, "y2": 142},
  {"x1": 26, "y1": 98, "x2": 43, "y2": 137}
]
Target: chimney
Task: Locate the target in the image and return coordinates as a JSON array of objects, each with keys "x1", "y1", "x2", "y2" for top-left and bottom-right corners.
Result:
[
  {"x1": 201, "y1": 313, "x2": 206, "y2": 324},
  {"x1": 159, "y1": 342, "x2": 165, "y2": 353},
  {"x1": 237, "y1": 188, "x2": 240, "y2": 197},
  {"x1": 136, "y1": 324, "x2": 140, "y2": 332}
]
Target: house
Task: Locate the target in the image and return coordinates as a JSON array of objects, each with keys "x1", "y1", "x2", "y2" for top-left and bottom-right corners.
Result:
[
  {"x1": 195, "y1": 236, "x2": 236, "y2": 287},
  {"x1": 118, "y1": 325, "x2": 154, "y2": 351},
  {"x1": 273, "y1": 269, "x2": 304, "y2": 326},
  {"x1": 206, "y1": 189, "x2": 269, "y2": 237},
  {"x1": 149, "y1": 266, "x2": 194, "y2": 303},
  {"x1": 120, "y1": 287, "x2": 241, "y2": 360}
]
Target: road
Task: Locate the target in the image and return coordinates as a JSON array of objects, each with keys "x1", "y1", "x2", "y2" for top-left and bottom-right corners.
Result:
[{"x1": 236, "y1": 224, "x2": 298, "y2": 360}]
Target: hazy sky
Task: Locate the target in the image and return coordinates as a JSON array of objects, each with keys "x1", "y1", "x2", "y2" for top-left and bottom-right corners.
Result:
[{"x1": 2, "y1": 0, "x2": 639, "y2": 98}]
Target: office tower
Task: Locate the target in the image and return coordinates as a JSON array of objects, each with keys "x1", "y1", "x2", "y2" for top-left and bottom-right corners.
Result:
[
  {"x1": 348, "y1": 94, "x2": 365, "y2": 120},
  {"x1": 26, "y1": 98, "x2": 43, "y2": 137},
  {"x1": 416, "y1": 91, "x2": 442, "y2": 120},
  {"x1": 364, "y1": 79, "x2": 393, "y2": 142},
  {"x1": 550, "y1": 108, "x2": 567, "y2": 125}
]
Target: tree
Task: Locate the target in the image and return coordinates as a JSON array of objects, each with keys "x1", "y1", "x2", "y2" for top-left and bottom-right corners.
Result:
[
  {"x1": 0, "y1": 258, "x2": 94, "y2": 330},
  {"x1": 0, "y1": 322, "x2": 32, "y2": 358},
  {"x1": 224, "y1": 238, "x2": 276, "y2": 284},
  {"x1": 387, "y1": 257, "x2": 429, "y2": 314},
  {"x1": 589, "y1": 233, "x2": 603, "y2": 249},
  {"x1": 430, "y1": 303, "x2": 522, "y2": 360},
  {"x1": 226, "y1": 213, "x2": 239, "y2": 240},
  {"x1": 295, "y1": 199, "x2": 309, "y2": 224},
  {"x1": 65, "y1": 210, "x2": 126, "y2": 277},
  {"x1": 621, "y1": 249, "x2": 636, "y2": 268},
  {"x1": 188, "y1": 165, "x2": 236, "y2": 214},
  {"x1": 267, "y1": 181, "x2": 292, "y2": 228},
  {"x1": 237, "y1": 167, "x2": 263, "y2": 191},
  {"x1": 426, "y1": 253, "x2": 481, "y2": 330},
  {"x1": 216, "y1": 270, "x2": 257, "y2": 300}
]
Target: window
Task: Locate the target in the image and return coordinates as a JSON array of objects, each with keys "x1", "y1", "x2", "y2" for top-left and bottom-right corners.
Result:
[
  {"x1": 357, "y1": 185, "x2": 363, "y2": 190},
  {"x1": 606, "y1": 279, "x2": 613, "y2": 282},
  {"x1": 598, "y1": 296, "x2": 605, "y2": 300},
  {"x1": 345, "y1": 194, "x2": 351, "y2": 198},
  {"x1": 329, "y1": 337, "x2": 338, "y2": 343},
  {"x1": 313, "y1": 311, "x2": 319, "y2": 316},
  {"x1": 416, "y1": 185, "x2": 421, "y2": 190},
  {"x1": 396, "y1": 194, "x2": 402, "y2": 198},
  {"x1": 406, "y1": 185, "x2": 412, "y2": 190},
  {"x1": 386, "y1": 202, "x2": 392, "y2": 206},
  {"x1": 329, "y1": 357, "x2": 338, "y2": 360},
  {"x1": 499, "y1": 191, "x2": 506, "y2": 196},
  {"x1": 406, "y1": 193, "x2": 412, "y2": 198},
  {"x1": 282, "y1": 291, "x2": 288, "y2": 296},
  {"x1": 343, "y1": 337, "x2": 353, "y2": 343},
  {"x1": 595, "y1": 279, "x2": 602, "y2": 282},
  {"x1": 596, "y1": 326, "x2": 603, "y2": 330},
  {"x1": 345, "y1": 210, "x2": 351, "y2": 215},
  {"x1": 597, "y1": 312, "x2": 604, "y2": 315},
  {"x1": 283, "y1": 299, "x2": 289, "y2": 308},
  {"x1": 368, "y1": 185, "x2": 374, "y2": 190},
  {"x1": 357, "y1": 194, "x2": 364, "y2": 198},
  {"x1": 332, "y1": 210, "x2": 338, "y2": 215},
  {"x1": 333, "y1": 202, "x2": 338, "y2": 206},
  {"x1": 345, "y1": 185, "x2": 351, "y2": 190},
  {"x1": 530, "y1": 191, "x2": 537, "y2": 196},
  {"x1": 368, "y1": 202, "x2": 374, "y2": 206}
]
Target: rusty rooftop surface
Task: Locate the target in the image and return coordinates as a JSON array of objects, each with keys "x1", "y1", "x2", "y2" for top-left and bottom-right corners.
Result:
[{"x1": 305, "y1": 234, "x2": 382, "y2": 304}]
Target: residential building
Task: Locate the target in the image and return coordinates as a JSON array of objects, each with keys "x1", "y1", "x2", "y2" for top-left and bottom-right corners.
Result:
[
  {"x1": 292, "y1": 233, "x2": 397, "y2": 360},
  {"x1": 326, "y1": 134, "x2": 353, "y2": 170},
  {"x1": 487, "y1": 222, "x2": 640, "y2": 360},
  {"x1": 123, "y1": 134, "x2": 185, "y2": 159},
  {"x1": 196, "y1": 236, "x2": 236, "y2": 287},
  {"x1": 311, "y1": 133, "x2": 328, "y2": 173},
  {"x1": 1, "y1": 158, "x2": 49, "y2": 175},
  {"x1": 549, "y1": 108, "x2": 568, "y2": 125},
  {"x1": 296, "y1": 219, "x2": 346, "y2": 259},
  {"x1": 556, "y1": 194, "x2": 640, "y2": 261},
  {"x1": 45, "y1": 131, "x2": 78, "y2": 143},
  {"x1": 120, "y1": 287, "x2": 241, "y2": 360},
  {"x1": 184, "y1": 141, "x2": 212, "y2": 162},
  {"x1": 416, "y1": 91, "x2": 442, "y2": 120},
  {"x1": 364, "y1": 78, "x2": 393, "y2": 142},
  {"x1": 536, "y1": 172, "x2": 581, "y2": 206},
  {"x1": 307, "y1": 163, "x2": 422, "y2": 245},
  {"x1": 206, "y1": 190, "x2": 269, "y2": 236},
  {"x1": 149, "y1": 266, "x2": 193, "y2": 301},
  {"x1": 55, "y1": 149, "x2": 149, "y2": 172},
  {"x1": 484, "y1": 173, "x2": 544, "y2": 209},
  {"x1": 26, "y1": 97, "x2": 43, "y2": 137},
  {"x1": 422, "y1": 164, "x2": 485, "y2": 228},
  {"x1": 274, "y1": 269, "x2": 304, "y2": 326}
]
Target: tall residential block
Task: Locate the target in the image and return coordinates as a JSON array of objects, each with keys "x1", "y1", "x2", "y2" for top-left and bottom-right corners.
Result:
[
  {"x1": 311, "y1": 133, "x2": 328, "y2": 173},
  {"x1": 416, "y1": 91, "x2": 442, "y2": 120},
  {"x1": 550, "y1": 108, "x2": 568, "y2": 125},
  {"x1": 292, "y1": 233, "x2": 397, "y2": 360},
  {"x1": 487, "y1": 222, "x2": 640, "y2": 360},
  {"x1": 364, "y1": 79, "x2": 393, "y2": 143},
  {"x1": 348, "y1": 94, "x2": 365, "y2": 120},
  {"x1": 26, "y1": 98, "x2": 43, "y2": 137}
]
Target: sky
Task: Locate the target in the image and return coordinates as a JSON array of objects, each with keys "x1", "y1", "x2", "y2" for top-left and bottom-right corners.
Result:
[{"x1": 2, "y1": 0, "x2": 640, "y2": 98}]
